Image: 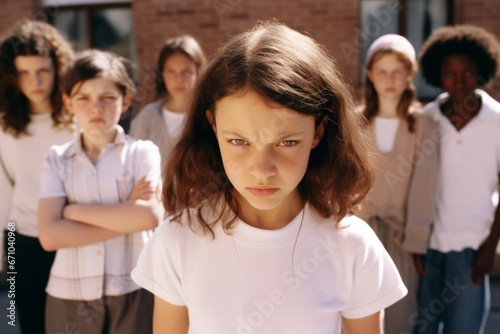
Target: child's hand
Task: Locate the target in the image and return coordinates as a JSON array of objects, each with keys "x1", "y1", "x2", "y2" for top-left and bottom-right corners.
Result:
[
  {"x1": 471, "y1": 240, "x2": 496, "y2": 286},
  {"x1": 128, "y1": 176, "x2": 154, "y2": 201},
  {"x1": 412, "y1": 254, "x2": 427, "y2": 277}
]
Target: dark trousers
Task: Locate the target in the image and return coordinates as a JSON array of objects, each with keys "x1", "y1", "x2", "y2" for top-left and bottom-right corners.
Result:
[
  {"x1": 46, "y1": 289, "x2": 154, "y2": 334},
  {"x1": 4, "y1": 231, "x2": 55, "y2": 334}
]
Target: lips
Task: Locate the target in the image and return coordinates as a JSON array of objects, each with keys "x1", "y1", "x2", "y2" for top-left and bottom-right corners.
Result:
[
  {"x1": 247, "y1": 187, "x2": 279, "y2": 197},
  {"x1": 90, "y1": 118, "x2": 105, "y2": 123}
]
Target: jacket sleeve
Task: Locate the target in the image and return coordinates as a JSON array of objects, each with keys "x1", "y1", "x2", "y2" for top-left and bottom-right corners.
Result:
[
  {"x1": 403, "y1": 113, "x2": 440, "y2": 254},
  {"x1": 129, "y1": 108, "x2": 148, "y2": 140}
]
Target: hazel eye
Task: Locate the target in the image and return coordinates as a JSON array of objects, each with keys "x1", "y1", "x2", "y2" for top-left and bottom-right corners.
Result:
[
  {"x1": 228, "y1": 139, "x2": 247, "y2": 146},
  {"x1": 280, "y1": 140, "x2": 299, "y2": 147}
]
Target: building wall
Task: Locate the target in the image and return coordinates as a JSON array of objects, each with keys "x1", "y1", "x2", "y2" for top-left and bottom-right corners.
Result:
[
  {"x1": 0, "y1": 0, "x2": 36, "y2": 34},
  {"x1": 0, "y1": 0, "x2": 499, "y2": 103},
  {"x1": 455, "y1": 0, "x2": 500, "y2": 100},
  {"x1": 131, "y1": 0, "x2": 360, "y2": 105}
]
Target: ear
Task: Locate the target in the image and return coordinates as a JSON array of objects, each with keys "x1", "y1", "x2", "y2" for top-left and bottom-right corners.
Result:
[
  {"x1": 311, "y1": 117, "x2": 327, "y2": 149},
  {"x1": 121, "y1": 94, "x2": 133, "y2": 114},
  {"x1": 205, "y1": 110, "x2": 216, "y2": 132},
  {"x1": 366, "y1": 69, "x2": 373, "y2": 82},
  {"x1": 62, "y1": 94, "x2": 73, "y2": 114},
  {"x1": 408, "y1": 69, "x2": 416, "y2": 81}
]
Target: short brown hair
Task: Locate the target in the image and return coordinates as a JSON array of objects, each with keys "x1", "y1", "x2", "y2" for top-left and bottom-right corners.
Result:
[
  {"x1": 163, "y1": 22, "x2": 374, "y2": 236},
  {"x1": 64, "y1": 49, "x2": 135, "y2": 98}
]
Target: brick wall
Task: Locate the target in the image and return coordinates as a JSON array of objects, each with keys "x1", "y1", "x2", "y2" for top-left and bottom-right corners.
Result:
[
  {"x1": 0, "y1": 0, "x2": 36, "y2": 35},
  {"x1": 1, "y1": 0, "x2": 499, "y2": 103},
  {"x1": 132, "y1": 0, "x2": 360, "y2": 106},
  {"x1": 455, "y1": 0, "x2": 500, "y2": 101}
]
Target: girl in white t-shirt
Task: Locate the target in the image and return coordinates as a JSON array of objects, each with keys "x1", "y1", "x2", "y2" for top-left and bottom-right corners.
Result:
[
  {"x1": 357, "y1": 34, "x2": 438, "y2": 334},
  {"x1": 132, "y1": 22, "x2": 408, "y2": 334},
  {"x1": 130, "y1": 35, "x2": 206, "y2": 171},
  {"x1": 38, "y1": 50, "x2": 164, "y2": 334},
  {"x1": 0, "y1": 19, "x2": 74, "y2": 333}
]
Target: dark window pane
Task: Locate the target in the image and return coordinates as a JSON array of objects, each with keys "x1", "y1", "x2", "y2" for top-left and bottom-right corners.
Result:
[
  {"x1": 91, "y1": 8, "x2": 136, "y2": 67},
  {"x1": 359, "y1": 0, "x2": 401, "y2": 80},
  {"x1": 52, "y1": 9, "x2": 89, "y2": 51},
  {"x1": 406, "y1": 0, "x2": 448, "y2": 99}
]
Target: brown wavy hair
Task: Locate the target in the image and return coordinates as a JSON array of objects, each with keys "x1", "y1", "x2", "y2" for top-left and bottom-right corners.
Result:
[
  {"x1": 362, "y1": 49, "x2": 419, "y2": 133},
  {"x1": 163, "y1": 22, "x2": 374, "y2": 236},
  {"x1": 155, "y1": 35, "x2": 206, "y2": 99},
  {"x1": 0, "y1": 19, "x2": 74, "y2": 137}
]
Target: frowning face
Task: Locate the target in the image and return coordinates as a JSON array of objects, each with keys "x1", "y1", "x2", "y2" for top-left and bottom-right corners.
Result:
[
  {"x1": 209, "y1": 88, "x2": 324, "y2": 227},
  {"x1": 15, "y1": 56, "x2": 55, "y2": 112}
]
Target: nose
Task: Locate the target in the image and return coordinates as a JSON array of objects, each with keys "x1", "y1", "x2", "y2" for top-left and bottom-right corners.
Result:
[
  {"x1": 249, "y1": 147, "x2": 277, "y2": 179},
  {"x1": 33, "y1": 73, "x2": 42, "y2": 86},
  {"x1": 91, "y1": 99, "x2": 105, "y2": 113},
  {"x1": 177, "y1": 73, "x2": 188, "y2": 84}
]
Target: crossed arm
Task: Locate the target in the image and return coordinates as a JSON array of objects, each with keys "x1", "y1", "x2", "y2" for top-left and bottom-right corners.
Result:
[{"x1": 38, "y1": 177, "x2": 163, "y2": 251}]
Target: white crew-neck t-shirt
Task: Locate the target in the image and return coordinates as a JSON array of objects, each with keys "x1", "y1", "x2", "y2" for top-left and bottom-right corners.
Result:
[
  {"x1": 162, "y1": 107, "x2": 186, "y2": 139},
  {"x1": 132, "y1": 203, "x2": 407, "y2": 333},
  {"x1": 374, "y1": 117, "x2": 399, "y2": 154}
]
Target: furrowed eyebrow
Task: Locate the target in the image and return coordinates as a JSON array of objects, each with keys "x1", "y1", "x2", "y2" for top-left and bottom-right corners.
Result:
[{"x1": 220, "y1": 131, "x2": 305, "y2": 141}]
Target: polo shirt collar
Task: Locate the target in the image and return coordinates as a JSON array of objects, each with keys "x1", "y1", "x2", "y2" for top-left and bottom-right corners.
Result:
[
  {"x1": 428, "y1": 89, "x2": 498, "y2": 123},
  {"x1": 63, "y1": 125, "x2": 128, "y2": 158}
]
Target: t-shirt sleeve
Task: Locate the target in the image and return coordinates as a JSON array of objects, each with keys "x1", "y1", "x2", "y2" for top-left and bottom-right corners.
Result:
[
  {"x1": 39, "y1": 147, "x2": 67, "y2": 199},
  {"x1": 131, "y1": 219, "x2": 185, "y2": 305},
  {"x1": 341, "y1": 219, "x2": 408, "y2": 319}
]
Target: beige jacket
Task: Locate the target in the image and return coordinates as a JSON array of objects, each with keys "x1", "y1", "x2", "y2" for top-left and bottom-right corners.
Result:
[{"x1": 358, "y1": 111, "x2": 440, "y2": 254}]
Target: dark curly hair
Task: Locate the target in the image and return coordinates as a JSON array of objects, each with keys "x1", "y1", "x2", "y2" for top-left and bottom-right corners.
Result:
[
  {"x1": 419, "y1": 24, "x2": 500, "y2": 88},
  {"x1": 0, "y1": 19, "x2": 74, "y2": 137}
]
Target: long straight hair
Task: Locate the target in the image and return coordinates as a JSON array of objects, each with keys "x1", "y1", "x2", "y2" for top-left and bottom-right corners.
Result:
[{"x1": 363, "y1": 49, "x2": 419, "y2": 132}]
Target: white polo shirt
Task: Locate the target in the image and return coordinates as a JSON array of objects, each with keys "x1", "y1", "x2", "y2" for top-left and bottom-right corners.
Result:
[
  {"x1": 426, "y1": 89, "x2": 500, "y2": 252},
  {"x1": 40, "y1": 126, "x2": 162, "y2": 300}
]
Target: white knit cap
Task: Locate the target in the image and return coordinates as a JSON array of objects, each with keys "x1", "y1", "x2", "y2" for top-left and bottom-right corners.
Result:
[{"x1": 366, "y1": 34, "x2": 416, "y2": 66}]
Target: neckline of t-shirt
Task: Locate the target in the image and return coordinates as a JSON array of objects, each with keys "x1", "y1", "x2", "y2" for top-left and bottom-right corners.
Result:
[
  {"x1": 374, "y1": 116, "x2": 399, "y2": 124},
  {"x1": 231, "y1": 203, "x2": 317, "y2": 248},
  {"x1": 162, "y1": 107, "x2": 186, "y2": 119},
  {"x1": 30, "y1": 112, "x2": 52, "y2": 121}
]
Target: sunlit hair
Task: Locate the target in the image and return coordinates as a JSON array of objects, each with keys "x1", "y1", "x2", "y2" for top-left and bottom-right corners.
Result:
[
  {"x1": 0, "y1": 19, "x2": 74, "y2": 137},
  {"x1": 155, "y1": 35, "x2": 206, "y2": 98},
  {"x1": 63, "y1": 49, "x2": 135, "y2": 98},
  {"x1": 163, "y1": 22, "x2": 374, "y2": 237},
  {"x1": 419, "y1": 24, "x2": 500, "y2": 87},
  {"x1": 362, "y1": 48, "x2": 420, "y2": 133}
]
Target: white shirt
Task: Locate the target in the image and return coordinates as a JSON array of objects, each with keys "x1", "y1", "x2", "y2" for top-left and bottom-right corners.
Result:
[
  {"x1": 0, "y1": 113, "x2": 73, "y2": 271},
  {"x1": 162, "y1": 107, "x2": 186, "y2": 139},
  {"x1": 132, "y1": 203, "x2": 407, "y2": 333},
  {"x1": 426, "y1": 89, "x2": 500, "y2": 252},
  {"x1": 40, "y1": 126, "x2": 162, "y2": 300},
  {"x1": 374, "y1": 117, "x2": 400, "y2": 154}
]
